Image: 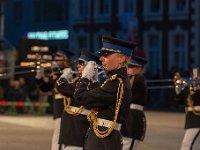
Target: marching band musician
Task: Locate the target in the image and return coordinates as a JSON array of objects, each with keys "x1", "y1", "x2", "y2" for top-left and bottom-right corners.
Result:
[
  {"x1": 121, "y1": 50, "x2": 148, "y2": 150},
  {"x1": 74, "y1": 36, "x2": 135, "y2": 150},
  {"x1": 175, "y1": 67, "x2": 200, "y2": 150},
  {"x1": 55, "y1": 50, "x2": 100, "y2": 150},
  {"x1": 35, "y1": 49, "x2": 74, "y2": 150}
]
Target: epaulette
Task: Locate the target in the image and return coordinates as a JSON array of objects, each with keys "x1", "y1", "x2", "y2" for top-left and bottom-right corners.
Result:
[
  {"x1": 56, "y1": 78, "x2": 66, "y2": 86},
  {"x1": 101, "y1": 74, "x2": 121, "y2": 88}
]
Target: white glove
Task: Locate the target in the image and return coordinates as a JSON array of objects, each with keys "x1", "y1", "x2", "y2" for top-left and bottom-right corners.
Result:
[
  {"x1": 82, "y1": 61, "x2": 98, "y2": 83},
  {"x1": 36, "y1": 68, "x2": 44, "y2": 79},
  {"x1": 60, "y1": 68, "x2": 73, "y2": 83},
  {"x1": 92, "y1": 68, "x2": 98, "y2": 83}
]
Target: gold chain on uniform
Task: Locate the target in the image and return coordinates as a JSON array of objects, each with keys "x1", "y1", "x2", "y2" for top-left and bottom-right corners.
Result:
[
  {"x1": 63, "y1": 97, "x2": 85, "y2": 116},
  {"x1": 64, "y1": 76, "x2": 86, "y2": 116},
  {"x1": 186, "y1": 86, "x2": 200, "y2": 116},
  {"x1": 87, "y1": 74, "x2": 124, "y2": 138},
  {"x1": 130, "y1": 76, "x2": 135, "y2": 88}
]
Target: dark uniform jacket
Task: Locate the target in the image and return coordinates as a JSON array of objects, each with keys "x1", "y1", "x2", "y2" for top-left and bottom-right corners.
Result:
[
  {"x1": 55, "y1": 77, "x2": 98, "y2": 146},
  {"x1": 121, "y1": 74, "x2": 147, "y2": 140},
  {"x1": 176, "y1": 87, "x2": 200, "y2": 129},
  {"x1": 36, "y1": 72, "x2": 64, "y2": 119},
  {"x1": 74, "y1": 67, "x2": 132, "y2": 136}
]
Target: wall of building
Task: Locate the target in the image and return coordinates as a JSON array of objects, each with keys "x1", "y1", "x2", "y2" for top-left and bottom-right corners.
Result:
[
  {"x1": 3, "y1": 0, "x2": 200, "y2": 78},
  {"x1": 4, "y1": 0, "x2": 70, "y2": 52}
]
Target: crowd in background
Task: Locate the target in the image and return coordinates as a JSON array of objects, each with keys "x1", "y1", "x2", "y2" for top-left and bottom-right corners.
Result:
[
  {"x1": 0, "y1": 67, "x2": 190, "y2": 115},
  {"x1": 0, "y1": 77, "x2": 52, "y2": 114}
]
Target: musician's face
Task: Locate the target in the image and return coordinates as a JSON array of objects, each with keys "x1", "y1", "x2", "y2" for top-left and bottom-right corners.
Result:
[
  {"x1": 54, "y1": 55, "x2": 70, "y2": 68},
  {"x1": 127, "y1": 66, "x2": 142, "y2": 76},
  {"x1": 192, "y1": 76, "x2": 200, "y2": 80},
  {"x1": 99, "y1": 53, "x2": 126, "y2": 71},
  {"x1": 192, "y1": 68, "x2": 200, "y2": 80},
  {"x1": 77, "y1": 64, "x2": 85, "y2": 72}
]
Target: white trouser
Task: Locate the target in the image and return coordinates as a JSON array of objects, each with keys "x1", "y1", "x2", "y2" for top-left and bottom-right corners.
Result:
[
  {"x1": 51, "y1": 118, "x2": 61, "y2": 150},
  {"x1": 122, "y1": 137, "x2": 140, "y2": 150},
  {"x1": 62, "y1": 145, "x2": 83, "y2": 150},
  {"x1": 181, "y1": 128, "x2": 200, "y2": 150}
]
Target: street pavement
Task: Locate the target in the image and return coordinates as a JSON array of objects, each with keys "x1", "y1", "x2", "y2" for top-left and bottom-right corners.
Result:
[
  {"x1": 138, "y1": 111, "x2": 185, "y2": 150},
  {"x1": 0, "y1": 111, "x2": 185, "y2": 150},
  {"x1": 0, "y1": 115, "x2": 53, "y2": 150}
]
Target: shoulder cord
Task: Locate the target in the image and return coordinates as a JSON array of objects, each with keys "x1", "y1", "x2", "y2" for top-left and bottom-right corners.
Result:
[
  {"x1": 54, "y1": 88, "x2": 59, "y2": 93},
  {"x1": 186, "y1": 86, "x2": 200, "y2": 116},
  {"x1": 87, "y1": 74, "x2": 124, "y2": 138},
  {"x1": 130, "y1": 76, "x2": 135, "y2": 88}
]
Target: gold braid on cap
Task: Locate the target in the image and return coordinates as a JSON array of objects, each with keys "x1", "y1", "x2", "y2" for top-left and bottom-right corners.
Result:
[
  {"x1": 186, "y1": 86, "x2": 200, "y2": 116},
  {"x1": 87, "y1": 74, "x2": 124, "y2": 138},
  {"x1": 62, "y1": 77, "x2": 86, "y2": 116},
  {"x1": 78, "y1": 58, "x2": 87, "y2": 64},
  {"x1": 101, "y1": 47, "x2": 121, "y2": 53}
]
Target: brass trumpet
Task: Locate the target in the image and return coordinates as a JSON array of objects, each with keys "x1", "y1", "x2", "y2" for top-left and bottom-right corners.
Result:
[{"x1": 174, "y1": 72, "x2": 200, "y2": 93}]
